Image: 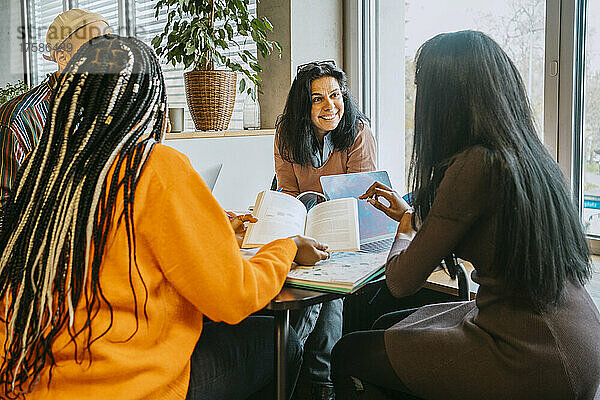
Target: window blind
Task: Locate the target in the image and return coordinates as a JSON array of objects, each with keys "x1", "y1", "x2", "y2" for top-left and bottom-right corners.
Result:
[
  {"x1": 28, "y1": 0, "x2": 63, "y2": 85},
  {"x1": 74, "y1": 0, "x2": 120, "y2": 31}
]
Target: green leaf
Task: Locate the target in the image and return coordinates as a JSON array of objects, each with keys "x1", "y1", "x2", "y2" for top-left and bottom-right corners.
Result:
[
  {"x1": 225, "y1": 24, "x2": 234, "y2": 40},
  {"x1": 256, "y1": 42, "x2": 268, "y2": 57},
  {"x1": 250, "y1": 62, "x2": 262, "y2": 73},
  {"x1": 243, "y1": 50, "x2": 257, "y2": 61},
  {"x1": 185, "y1": 41, "x2": 195, "y2": 55},
  {"x1": 239, "y1": 78, "x2": 246, "y2": 93},
  {"x1": 206, "y1": 36, "x2": 214, "y2": 47},
  {"x1": 151, "y1": 35, "x2": 162, "y2": 48},
  {"x1": 252, "y1": 18, "x2": 266, "y2": 32},
  {"x1": 263, "y1": 17, "x2": 273, "y2": 31},
  {"x1": 0, "y1": 80, "x2": 29, "y2": 104}
]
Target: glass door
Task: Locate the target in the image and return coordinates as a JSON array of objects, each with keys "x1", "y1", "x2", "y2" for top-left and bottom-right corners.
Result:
[{"x1": 581, "y1": 0, "x2": 600, "y2": 237}]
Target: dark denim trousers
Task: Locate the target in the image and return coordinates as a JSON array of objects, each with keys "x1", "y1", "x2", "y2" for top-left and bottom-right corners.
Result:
[
  {"x1": 291, "y1": 298, "x2": 343, "y2": 386},
  {"x1": 186, "y1": 316, "x2": 302, "y2": 400}
]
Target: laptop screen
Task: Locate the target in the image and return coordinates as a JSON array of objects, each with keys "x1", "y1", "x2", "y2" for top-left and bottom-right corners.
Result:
[
  {"x1": 320, "y1": 171, "x2": 399, "y2": 243},
  {"x1": 198, "y1": 163, "x2": 223, "y2": 192}
]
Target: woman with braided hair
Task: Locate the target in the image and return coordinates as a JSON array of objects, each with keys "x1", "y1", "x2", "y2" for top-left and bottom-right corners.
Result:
[{"x1": 0, "y1": 35, "x2": 328, "y2": 399}]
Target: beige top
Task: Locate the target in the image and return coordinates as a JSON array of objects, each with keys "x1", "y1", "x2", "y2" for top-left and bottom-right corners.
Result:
[{"x1": 274, "y1": 124, "x2": 377, "y2": 196}]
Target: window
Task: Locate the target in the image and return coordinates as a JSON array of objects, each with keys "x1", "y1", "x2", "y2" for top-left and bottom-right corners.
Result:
[
  {"x1": 356, "y1": 0, "x2": 600, "y2": 250},
  {"x1": 404, "y1": 0, "x2": 546, "y2": 190},
  {"x1": 25, "y1": 0, "x2": 256, "y2": 131},
  {"x1": 75, "y1": 0, "x2": 119, "y2": 30},
  {"x1": 28, "y1": 0, "x2": 63, "y2": 85},
  {"x1": 347, "y1": 0, "x2": 548, "y2": 193},
  {"x1": 581, "y1": 0, "x2": 600, "y2": 236}
]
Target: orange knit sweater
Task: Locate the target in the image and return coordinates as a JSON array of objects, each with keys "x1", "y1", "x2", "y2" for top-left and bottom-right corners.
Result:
[{"x1": 9, "y1": 144, "x2": 297, "y2": 399}]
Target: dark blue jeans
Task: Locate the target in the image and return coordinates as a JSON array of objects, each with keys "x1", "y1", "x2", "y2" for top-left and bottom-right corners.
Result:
[
  {"x1": 292, "y1": 298, "x2": 343, "y2": 387},
  {"x1": 186, "y1": 316, "x2": 302, "y2": 400}
]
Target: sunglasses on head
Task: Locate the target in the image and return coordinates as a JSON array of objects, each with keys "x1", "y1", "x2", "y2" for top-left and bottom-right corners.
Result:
[{"x1": 296, "y1": 59, "x2": 336, "y2": 74}]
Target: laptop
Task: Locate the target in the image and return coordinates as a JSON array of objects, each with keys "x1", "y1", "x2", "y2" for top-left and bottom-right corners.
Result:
[
  {"x1": 320, "y1": 171, "x2": 401, "y2": 254},
  {"x1": 198, "y1": 163, "x2": 223, "y2": 192}
]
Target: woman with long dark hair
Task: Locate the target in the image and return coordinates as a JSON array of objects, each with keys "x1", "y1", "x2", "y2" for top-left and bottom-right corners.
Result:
[
  {"x1": 0, "y1": 35, "x2": 328, "y2": 399},
  {"x1": 275, "y1": 61, "x2": 376, "y2": 197},
  {"x1": 331, "y1": 30, "x2": 600, "y2": 399},
  {"x1": 275, "y1": 61, "x2": 376, "y2": 400}
]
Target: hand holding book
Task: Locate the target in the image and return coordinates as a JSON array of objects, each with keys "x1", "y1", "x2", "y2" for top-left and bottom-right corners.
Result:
[
  {"x1": 290, "y1": 235, "x2": 330, "y2": 265},
  {"x1": 226, "y1": 211, "x2": 258, "y2": 248},
  {"x1": 229, "y1": 205, "x2": 329, "y2": 265}
]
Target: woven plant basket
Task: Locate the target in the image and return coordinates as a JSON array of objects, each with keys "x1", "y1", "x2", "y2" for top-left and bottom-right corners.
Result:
[{"x1": 184, "y1": 70, "x2": 237, "y2": 131}]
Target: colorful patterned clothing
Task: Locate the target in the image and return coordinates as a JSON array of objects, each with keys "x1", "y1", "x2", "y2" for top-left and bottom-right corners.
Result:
[{"x1": 0, "y1": 73, "x2": 59, "y2": 223}]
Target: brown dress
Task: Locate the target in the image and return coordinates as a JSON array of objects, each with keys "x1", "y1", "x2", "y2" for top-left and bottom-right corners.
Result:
[
  {"x1": 274, "y1": 124, "x2": 377, "y2": 197},
  {"x1": 384, "y1": 146, "x2": 600, "y2": 400}
]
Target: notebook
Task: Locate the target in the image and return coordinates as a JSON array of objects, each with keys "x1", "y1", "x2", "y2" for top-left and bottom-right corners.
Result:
[
  {"x1": 320, "y1": 171, "x2": 399, "y2": 254},
  {"x1": 198, "y1": 163, "x2": 223, "y2": 192}
]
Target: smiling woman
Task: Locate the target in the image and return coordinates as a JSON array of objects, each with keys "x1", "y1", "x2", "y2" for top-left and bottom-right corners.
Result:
[
  {"x1": 274, "y1": 61, "x2": 376, "y2": 197},
  {"x1": 273, "y1": 60, "x2": 376, "y2": 399},
  {"x1": 310, "y1": 76, "x2": 345, "y2": 138}
]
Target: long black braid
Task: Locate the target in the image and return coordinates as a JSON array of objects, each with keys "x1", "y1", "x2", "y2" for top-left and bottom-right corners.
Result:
[{"x1": 0, "y1": 34, "x2": 167, "y2": 396}]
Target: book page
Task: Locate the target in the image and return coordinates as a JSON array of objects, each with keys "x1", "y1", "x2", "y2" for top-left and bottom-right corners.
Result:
[
  {"x1": 242, "y1": 190, "x2": 307, "y2": 247},
  {"x1": 304, "y1": 198, "x2": 360, "y2": 251}
]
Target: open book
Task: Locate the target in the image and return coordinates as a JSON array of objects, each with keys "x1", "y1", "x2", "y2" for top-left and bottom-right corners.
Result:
[
  {"x1": 286, "y1": 251, "x2": 388, "y2": 294},
  {"x1": 242, "y1": 190, "x2": 360, "y2": 251}
]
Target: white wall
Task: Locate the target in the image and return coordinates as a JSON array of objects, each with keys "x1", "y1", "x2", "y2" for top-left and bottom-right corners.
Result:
[
  {"x1": 258, "y1": 0, "x2": 344, "y2": 128},
  {"x1": 165, "y1": 135, "x2": 275, "y2": 211},
  {"x1": 290, "y1": 0, "x2": 343, "y2": 72},
  {"x1": 375, "y1": 0, "x2": 405, "y2": 191},
  {"x1": 343, "y1": 0, "x2": 406, "y2": 191},
  {"x1": 0, "y1": 0, "x2": 25, "y2": 87}
]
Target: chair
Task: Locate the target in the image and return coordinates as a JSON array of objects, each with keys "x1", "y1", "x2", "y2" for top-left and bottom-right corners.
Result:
[
  {"x1": 343, "y1": 253, "x2": 471, "y2": 335},
  {"x1": 444, "y1": 254, "x2": 470, "y2": 301},
  {"x1": 271, "y1": 175, "x2": 277, "y2": 191}
]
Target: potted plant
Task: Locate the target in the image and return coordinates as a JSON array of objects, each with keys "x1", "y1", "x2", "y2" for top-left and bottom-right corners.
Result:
[{"x1": 152, "y1": 0, "x2": 281, "y2": 131}]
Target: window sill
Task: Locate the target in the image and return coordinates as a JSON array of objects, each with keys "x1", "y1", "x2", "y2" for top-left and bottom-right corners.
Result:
[
  {"x1": 588, "y1": 238, "x2": 600, "y2": 255},
  {"x1": 164, "y1": 129, "x2": 275, "y2": 140}
]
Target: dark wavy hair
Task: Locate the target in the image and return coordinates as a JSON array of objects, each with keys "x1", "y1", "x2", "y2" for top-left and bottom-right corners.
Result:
[
  {"x1": 0, "y1": 35, "x2": 166, "y2": 395},
  {"x1": 409, "y1": 30, "x2": 591, "y2": 312},
  {"x1": 276, "y1": 62, "x2": 368, "y2": 166}
]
